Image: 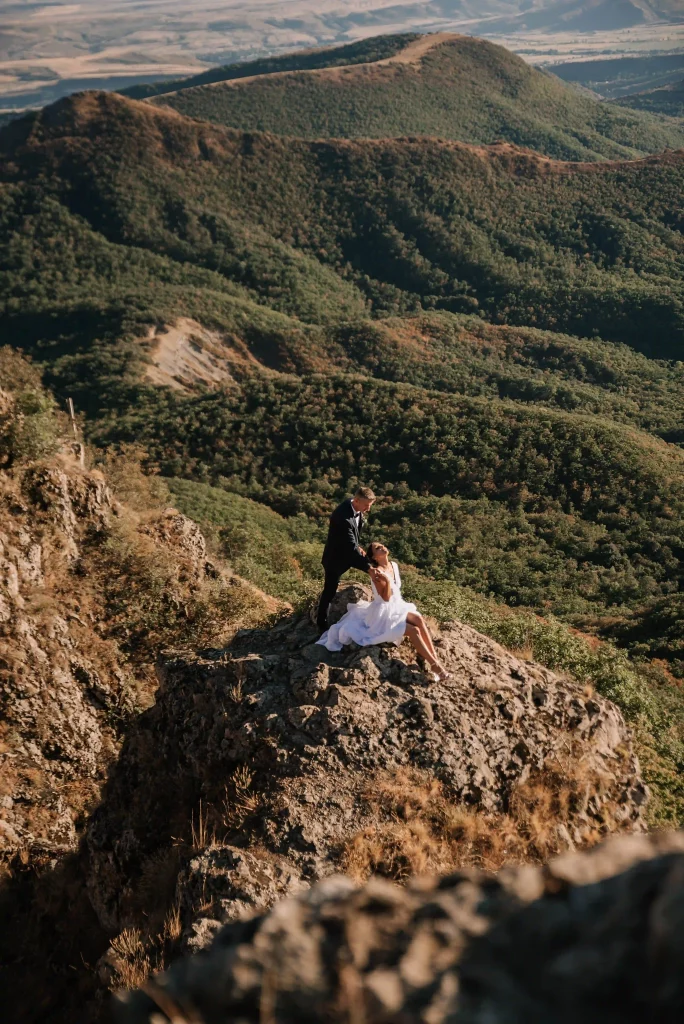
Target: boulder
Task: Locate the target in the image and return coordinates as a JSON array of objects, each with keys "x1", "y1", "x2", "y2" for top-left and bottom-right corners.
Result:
[
  {"x1": 85, "y1": 588, "x2": 647, "y2": 931},
  {"x1": 114, "y1": 831, "x2": 684, "y2": 1024},
  {"x1": 175, "y1": 845, "x2": 306, "y2": 952},
  {"x1": 326, "y1": 581, "x2": 372, "y2": 626}
]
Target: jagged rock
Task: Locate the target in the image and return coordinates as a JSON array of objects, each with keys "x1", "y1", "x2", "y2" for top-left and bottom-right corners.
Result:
[
  {"x1": 0, "y1": 465, "x2": 124, "y2": 854},
  {"x1": 1, "y1": 452, "x2": 243, "y2": 863},
  {"x1": 85, "y1": 585, "x2": 646, "y2": 932},
  {"x1": 22, "y1": 466, "x2": 108, "y2": 561},
  {"x1": 326, "y1": 581, "x2": 372, "y2": 626},
  {"x1": 175, "y1": 845, "x2": 306, "y2": 951},
  {"x1": 142, "y1": 508, "x2": 215, "y2": 583},
  {"x1": 115, "y1": 831, "x2": 684, "y2": 1024},
  {"x1": 310, "y1": 580, "x2": 371, "y2": 628}
]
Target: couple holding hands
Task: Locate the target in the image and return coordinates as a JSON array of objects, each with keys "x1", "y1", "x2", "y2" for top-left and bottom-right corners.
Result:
[{"x1": 316, "y1": 487, "x2": 451, "y2": 683}]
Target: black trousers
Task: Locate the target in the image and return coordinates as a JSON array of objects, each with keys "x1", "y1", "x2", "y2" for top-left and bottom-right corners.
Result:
[{"x1": 317, "y1": 564, "x2": 345, "y2": 631}]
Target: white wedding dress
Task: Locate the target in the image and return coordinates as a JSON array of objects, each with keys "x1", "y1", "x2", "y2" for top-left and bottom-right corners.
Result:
[{"x1": 317, "y1": 561, "x2": 418, "y2": 651}]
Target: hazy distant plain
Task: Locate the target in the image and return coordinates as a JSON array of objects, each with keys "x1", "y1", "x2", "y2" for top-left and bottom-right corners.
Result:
[{"x1": 1, "y1": 0, "x2": 683, "y2": 109}]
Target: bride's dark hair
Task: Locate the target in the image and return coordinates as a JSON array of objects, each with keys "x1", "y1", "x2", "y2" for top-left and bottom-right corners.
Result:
[{"x1": 367, "y1": 542, "x2": 381, "y2": 566}]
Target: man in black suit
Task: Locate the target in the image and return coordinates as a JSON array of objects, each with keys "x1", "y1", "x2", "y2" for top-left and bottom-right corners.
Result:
[{"x1": 317, "y1": 486, "x2": 376, "y2": 633}]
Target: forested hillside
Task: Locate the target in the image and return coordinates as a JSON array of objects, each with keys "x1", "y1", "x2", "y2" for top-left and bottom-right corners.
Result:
[
  {"x1": 616, "y1": 79, "x2": 684, "y2": 118},
  {"x1": 3, "y1": 91, "x2": 684, "y2": 363},
  {"x1": 121, "y1": 35, "x2": 421, "y2": 100},
  {"x1": 1, "y1": 68, "x2": 684, "y2": 681},
  {"x1": 145, "y1": 34, "x2": 684, "y2": 162}
]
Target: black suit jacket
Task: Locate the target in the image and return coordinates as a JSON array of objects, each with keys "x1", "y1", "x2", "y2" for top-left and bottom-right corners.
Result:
[{"x1": 322, "y1": 498, "x2": 370, "y2": 573}]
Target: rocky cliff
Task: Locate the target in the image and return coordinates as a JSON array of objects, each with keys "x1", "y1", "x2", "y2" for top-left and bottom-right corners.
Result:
[
  {"x1": 0, "y1": 374, "x2": 283, "y2": 1022},
  {"x1": 116, "y1": 830, "x2": 684, "y2": 1024},
  {"x1": 84, "y1": 581, "x2": 647, "y2": 980},
  {"x1": 0, "y1": 456, "x2": 126, "y2": 857},
  {"x1": 0, "y1": 395, "x2": 276, "y2": 867}
]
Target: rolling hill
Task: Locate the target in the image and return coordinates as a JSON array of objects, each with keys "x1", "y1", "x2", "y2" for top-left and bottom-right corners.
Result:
[
  {"x1": 141, "y1": 34, "x2": 684, "y2": 161},
  {"x1": 615, "y1": 78, "x2": 684, "y2": 117},
  {"x1": 3, "y1": 89, "x2": 684, "y2": 365},
  {"x1": 2, "y1": 87, "x2": 684, "y2": 666}
]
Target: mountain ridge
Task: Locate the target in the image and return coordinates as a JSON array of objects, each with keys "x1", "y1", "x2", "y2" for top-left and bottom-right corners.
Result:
[
  {"x1": 6, "y1": 87, "x2": 684, "y2": 176},
  {"x1": 132, "y1": 33, "x2": 684, "y2": 162},
  {"x1": 4, "y1": 87, "x2": 684, "y2": 357},
  {"x1": 143, "y1": 32, "x2": 463, "y2": 99}
]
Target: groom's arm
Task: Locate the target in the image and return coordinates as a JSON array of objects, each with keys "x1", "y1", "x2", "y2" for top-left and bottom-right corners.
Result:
[{"x1": 336, "y1": 511, "x2": 370, "y2": 571}]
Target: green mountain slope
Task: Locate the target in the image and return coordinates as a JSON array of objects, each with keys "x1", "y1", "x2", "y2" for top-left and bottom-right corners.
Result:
[
  {"x1": 92, "y1": 370, "x2": 684, "y2": 626},
  {"x1": 2, "y1": 89, "x2": 684, "y2": 675},
  {"x1": 148, "y1": 34, "x2": 684, "y2": 161},
  {"x1": 615, "y1": 79, "x2": 684, "y2": 118},
  {"x1": 3, "y1": 91, "x2": 684, "y2": 363},
  {"x1": 121, "y1": 34, "x2": 421, "y2": 100}
]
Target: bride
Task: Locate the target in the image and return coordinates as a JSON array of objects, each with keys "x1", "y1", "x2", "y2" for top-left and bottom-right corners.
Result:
[{"x1": 317, "y1": 541, "x2": 451, "y2": 682}]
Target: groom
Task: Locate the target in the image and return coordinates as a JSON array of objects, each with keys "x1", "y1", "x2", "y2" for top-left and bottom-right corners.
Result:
[{"x1": 317, "y1": 486, "x2": 376, "y2": 633}]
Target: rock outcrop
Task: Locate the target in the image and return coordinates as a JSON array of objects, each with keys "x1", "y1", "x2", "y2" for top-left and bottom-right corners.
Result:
[
  {"x1": 0, "y1": 456, "x2": 244, "y2": 861},
  {"x1": 85, "y1": 585, "x2": 647, "y2": 938},
  {"x1": 115, "y1": 830, "x2": 684, "y2": 1024},
  {"x1": 0, "y1": 460, "x2": 127, "y2": 856}
]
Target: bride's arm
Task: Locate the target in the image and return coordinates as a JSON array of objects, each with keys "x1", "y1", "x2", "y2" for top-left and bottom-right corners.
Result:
[{"x1": 369, "y1": 567, "x2": 392, "y2": 602}]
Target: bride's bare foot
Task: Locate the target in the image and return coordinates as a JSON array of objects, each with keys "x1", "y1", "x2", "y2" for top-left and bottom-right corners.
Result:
[{"x1": 432, "y1": 662, "x2": 452, "y2": 682}]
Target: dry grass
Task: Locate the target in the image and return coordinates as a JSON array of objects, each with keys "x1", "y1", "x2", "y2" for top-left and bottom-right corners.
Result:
[
  {"x1": 190, "y1": 800, "x2": 212, "y2": 851},
  {"x1": 341, "y1": 760, "x2": 625, "y2": 883},
  {"x1": 220, "y1": 766, "x2": 266, "y2": 835},
  {"x1": 95, "y1": 444, "x2": 170, "y2": 511},
  {"x1": 105, "y1": 898, "x2": 186, "y2": 992},
  {"x1": 107, "y1": 929, "x2": 153, "y2": 991},
  {"x1": 163, "y1": 902, "x2": 183, "y2": 945}
]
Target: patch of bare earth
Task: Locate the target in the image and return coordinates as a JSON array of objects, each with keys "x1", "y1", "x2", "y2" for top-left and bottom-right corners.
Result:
[{"x1": 143, "y1": 319, "x2": 262, "y2": 392}]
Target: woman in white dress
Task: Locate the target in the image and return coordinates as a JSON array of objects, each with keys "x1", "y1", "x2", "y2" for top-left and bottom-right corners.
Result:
[{"x1": 317, "y1": 541, "x2": 451, "y2": 682}]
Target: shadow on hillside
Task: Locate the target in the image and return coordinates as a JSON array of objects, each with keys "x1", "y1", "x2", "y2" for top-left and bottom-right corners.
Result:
[
  {"x1": 0, "y1": 611, "x2": 314, "y2": 1024},
  {"x1": 2, "y1": 306, "x2": 148, "y2": 415},
  {"x1": 0, "y1": 842, "x2": 111, "y2": 1024}
]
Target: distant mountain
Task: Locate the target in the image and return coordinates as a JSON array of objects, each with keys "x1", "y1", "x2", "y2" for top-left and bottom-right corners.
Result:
[
  {"x1": 615, "y1": 78, "x2": 684, "y2": 116},
  {"x1": 551, "y1": 53, "x2": 684, "y2": 99},
  {"x1": 142, "y1": 34, "x2": 684, "y2": 162},
  {"x1": 120, "y1": 34, "x2": 420, "y2": 101},
  {"x1": 478, "y1": 0, "x2": 683, "y2": 33}
]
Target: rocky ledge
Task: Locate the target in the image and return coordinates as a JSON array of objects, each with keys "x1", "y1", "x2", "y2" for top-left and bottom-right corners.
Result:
[
  {"x1": 86, "y1": 584, "x2": 647, "y2": 940},
  {"x1": 116, "y1": 830, "x2": 684, "y2": 1024},
  {"x1": 0, "y1": 462, "x2": 121, "y2": 855}
]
